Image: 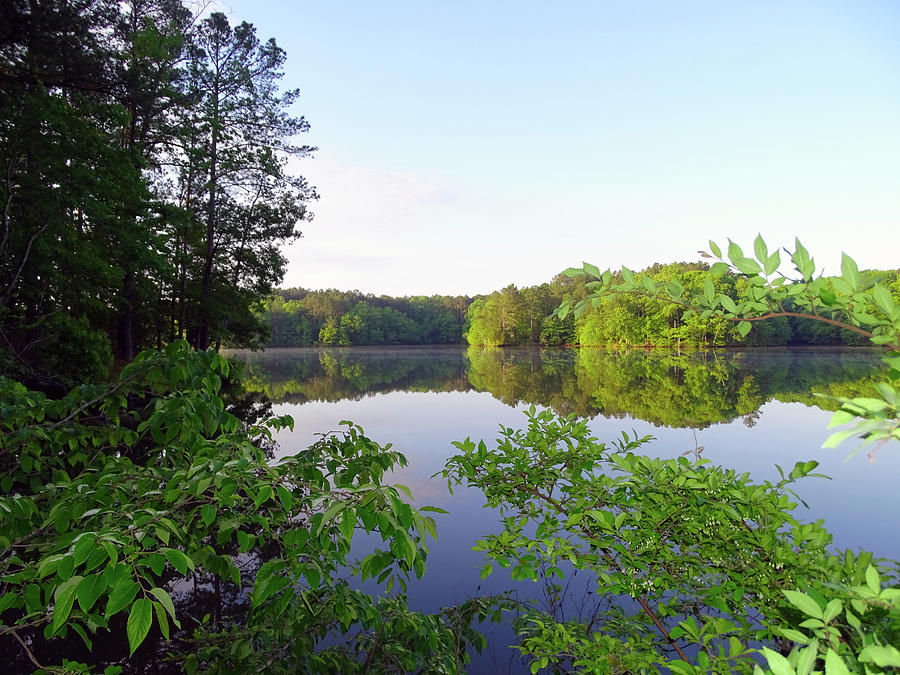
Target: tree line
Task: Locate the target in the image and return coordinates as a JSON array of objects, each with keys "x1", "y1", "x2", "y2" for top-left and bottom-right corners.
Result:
[
  {"x1": 1, "y1": 0, "x2": 314, "y2": 388},
  {"x1": 260, "y1": 263, "x2": 900, "y2": 348},
  {"x1": 263, "y1": 289, "x2": 469, "y2": 347}
]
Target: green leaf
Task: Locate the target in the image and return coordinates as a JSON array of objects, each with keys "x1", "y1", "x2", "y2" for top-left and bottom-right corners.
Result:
[
  {"x1": 480, "y1": 564, "x2": 493, "y2": 580},
  {"x1": 339, "y1": 510, "x2": 355, "y2": 543},
  {"x1": 50, "y1": 576, "x2": 82, "y2": 636},
  {"x1": 824, "y1": 648, "x2": 851, "y2": 675},
  {"x1": 787, "y1": 241, "x2": 815, "y2": 280},
  {"x1": 795, "y1": 641, "x2": 818, "y2": 675},
  {"x1": 827, "y1": 410, "x2": 856, "y2": 429},
  {"x1": 71, "y1": 621, "x2": 93, "y2": 651},
  {"x1": 831, "y1": 277, "x2": 853, "y2": 295},
  {"x1": 237, "y1": 530, "x2": 254, "y2": 552},
  {"x1": 734, "y1": 257, "x2": 762, "y2": 275},
  {"x1": 776, "y1": 628, "x2": 810, "y2": 644},
  {"x1": 841, "y1": 253, "x2": 860, "y2": 291},
  {"x1": 865, "y1": 564, "x2": 880, "y2": 594},
  {"x1": 276, "y1": 485, "x2": 293, "y2": 511},
  {"x1": 105, "y1": 578, "x2": 139, "y2": 618},
  {"x1": 873, "y1": 284, "x2": 896, "y2": 316},
  {"x1": 760, "y1": 647, "x2": 796, "y2": 675},
  {"x1": 719, "y1": 294, "x2": 737, "y2": 314},
  {"x1": 765, "y1": 250, "x2": 781, "y2": 275},
  {"x1": 727, "y1": 240, "x2": 745, "y2": 266},
  {"x1": 783, "y1": 590, "x2": 823, "y2": 619},
  {"x1": 127, "y1": 598, "x2": 153, "y2": 656},
  {"x1": 0, "y1": 593, "x2": 20, "y2": 616},
  {"x1": 23, "y1": 584, "x2": 42, "y2": 613},
  {"x1": 847, "y1": 397, "x2": 890, "y2": 413},
  {"x1": 148, "y1": 587, "x2": 180, "y2": 628},
  {"x1": 254, "y1": 485, "x2": 274, "y2": 508},
  {"x1": 38, "y1": 553, "x2": 66, "y2": 579},
  {"x1": 164, "y1": 549, "x2": 193, "y2": 575},
  {"x1": 77, "y1": 574, "x2": 107, "y2": 613},
  {"x1": 315, "y1": 502, "x2": 346, "y2": 536},
  {"x1": 822, "y1": 598, "x2": 842, "y2": 623},
  {"x1": 703, "y1": 278, "x2": 715, "y2": 304},
  {"x1": 821, "y1": 428, "x2": 859, "y2": 449},
  {"x1": 737, "y1": 321, "x2": 752, "y2": 338},
  {"x1": 154, "y1": 601, "x2": 170, "y2": 641},
  {"x1": 147, "y1": 553, "x2": 166, "y2": 577},
  {"x1": 709, "y1": 240, "x2": 722, "y2": 258},
  {"x1": 200, "y1": 504, "x2": 216, "y2": 527},
  {"x1": 754, "y1": 234, "x2": 768, "y2": 263},
  {"x1": 73, "y1": 532, "x2": 97, "y2": 567},
  {"x1": 709, "y1": 261, "x2": 730, "y2": 275},
  {"x1": 859, "y1": 644, "x2": 900, "y2": 667},
  {"x1": 583, "y1": 262, "x2": 601, "y2": 279}
]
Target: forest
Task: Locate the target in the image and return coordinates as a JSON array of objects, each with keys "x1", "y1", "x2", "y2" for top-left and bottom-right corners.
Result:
[
  {"x1": 2, "y1": 1, "x2": 900, "y2": 674},
  {"x1": 260, "y1": 264, "x2": 900, "y2": 349},
  {"x1": 1, "y1": 0, "x2": 313, "y2": 391}
]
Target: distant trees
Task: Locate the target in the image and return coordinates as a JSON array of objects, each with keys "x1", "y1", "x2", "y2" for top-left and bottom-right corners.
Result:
[
  {"x1": 260, "y1": 265, "x2": 900, "y2": 349},
  {"x1": 260, "y1": 290, "x2": 470, "y2": 347}
]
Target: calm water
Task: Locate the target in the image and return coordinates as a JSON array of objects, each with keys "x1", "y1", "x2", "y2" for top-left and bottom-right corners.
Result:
[{"x1": 231, "y1": 346, "x2": 898, "y2": 672}]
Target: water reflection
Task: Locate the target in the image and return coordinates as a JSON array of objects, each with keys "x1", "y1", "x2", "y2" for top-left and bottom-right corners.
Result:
[
  {"x1": 231, "y1": 346, "x2": 885, "y2": 429},
  {"x1": 225, "y1": 346, "x2": 895, "y2": 674}
]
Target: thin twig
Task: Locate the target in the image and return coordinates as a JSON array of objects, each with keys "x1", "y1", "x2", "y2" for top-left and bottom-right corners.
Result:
[{"x1": 11, "y1": 629, "x2": 46, "y2": 671}]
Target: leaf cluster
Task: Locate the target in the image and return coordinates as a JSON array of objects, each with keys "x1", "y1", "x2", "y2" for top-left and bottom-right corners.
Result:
[
  {"x1": 561, "y1": 237, "x2": 900, "y2": 458},
  {"x1": 440, "y1": 406, "x2": 876, "y2": 673},
  {"x1": 0, "y1": 342, "x2": 490, "y2": 672}
]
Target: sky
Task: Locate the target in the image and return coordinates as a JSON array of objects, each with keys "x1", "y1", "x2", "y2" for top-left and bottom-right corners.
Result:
[{"x1": 220, "y1": 0, "x2": 900, "y2": 297}]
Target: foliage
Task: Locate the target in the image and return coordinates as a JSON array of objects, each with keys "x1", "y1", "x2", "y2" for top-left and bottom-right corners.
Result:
[
  {"x1": 258, "y1": 265, "x2": 899, "y2": 350},
  {"x1": 755, "y1": 563, "x2": 900, "y2": 675},
  {"x1": 175, "y1": 12, "x2": 316, "y2": 350},
  {"x1": 0, "y1": 1, "x2": 316, "y2": 382},
  {"x1": 563, "y1": 237, "x2": 900, "y2": 459},
  {"x1": 0, "y1": 343, "x2": 493, "y2": 672},
  {"x1": 441, "y1": 407, "x2": 899, "y2": 674},
  {"x1": 261, "y1": 290, "x2": 468, "y2": 347}
]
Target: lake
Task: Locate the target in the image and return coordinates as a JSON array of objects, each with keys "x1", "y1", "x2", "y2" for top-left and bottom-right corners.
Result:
[{"x1": 229, "y1": 345, "x2": 898, "y2": 672}]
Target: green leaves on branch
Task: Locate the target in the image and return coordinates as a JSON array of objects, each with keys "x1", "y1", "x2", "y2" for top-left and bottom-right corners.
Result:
[
  {"x1": 757, "y1": 564, "x2": 900, "y2": 675},
  {"x1": 563, "y1": 236, "x2": 900, "y2": 457},
  {"x1": 440, "y1": 407, "x2": 864, "y2": 673},
  {"x1": 819, "y1": 382, "x2": 900, "y2": 460},
  {"x1": 0, "y1": 343, "x2": 458, "y2": 671}
]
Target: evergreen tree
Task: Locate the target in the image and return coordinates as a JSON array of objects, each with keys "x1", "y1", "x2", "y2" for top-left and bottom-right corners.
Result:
[{"x1": 177, "y1": 12, "x2": 316, "y2": 349}]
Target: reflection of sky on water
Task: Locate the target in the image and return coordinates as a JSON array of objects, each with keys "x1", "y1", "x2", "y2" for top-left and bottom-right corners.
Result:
[{"x1": 268, "y1": 389, "x2": 900, "y2": 673}]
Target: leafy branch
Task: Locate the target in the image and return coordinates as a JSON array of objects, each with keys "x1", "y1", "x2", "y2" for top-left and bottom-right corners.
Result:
[{"x1": 560, "y1": 236, "x2": 900, "y2": 458}]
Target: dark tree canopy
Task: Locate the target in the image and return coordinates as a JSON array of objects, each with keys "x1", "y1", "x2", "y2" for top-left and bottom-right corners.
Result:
[{"x1": 0, "y1": 1, "x2": 315, "y2": 385}]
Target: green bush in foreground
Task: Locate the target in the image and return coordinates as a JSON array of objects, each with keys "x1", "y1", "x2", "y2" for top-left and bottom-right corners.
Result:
[
  {"x1": 443, "y1": 407, "x2": 900, "y2": 674},
  {"x1": 0, "y1": 342, "x2": 499, "y2": 673}
]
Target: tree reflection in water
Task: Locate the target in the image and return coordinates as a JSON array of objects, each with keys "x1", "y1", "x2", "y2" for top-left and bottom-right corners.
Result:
[{"x1": 231, "y1": 346, "x2": 886, "y2": 429}]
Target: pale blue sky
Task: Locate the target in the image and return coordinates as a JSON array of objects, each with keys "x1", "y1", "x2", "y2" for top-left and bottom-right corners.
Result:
[{"x1": 222, "y1": 1, "x2": 900, "y2": 296}]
